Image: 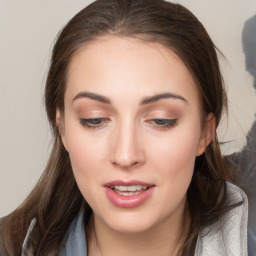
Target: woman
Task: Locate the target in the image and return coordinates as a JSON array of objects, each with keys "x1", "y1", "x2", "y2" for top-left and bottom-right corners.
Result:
[{"x1": 0, "y1": 0, "x2": 248, "y2": 255}]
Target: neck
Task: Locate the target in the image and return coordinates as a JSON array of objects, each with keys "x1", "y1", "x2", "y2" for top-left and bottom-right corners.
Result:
[{"x1": 86, "y1": 205, "x2": 189, "y2": 256}]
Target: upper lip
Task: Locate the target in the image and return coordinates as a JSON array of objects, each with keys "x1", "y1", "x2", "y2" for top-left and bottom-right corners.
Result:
[{"x1": 103, "y1": 180, "x2": 154, "y2": 187}]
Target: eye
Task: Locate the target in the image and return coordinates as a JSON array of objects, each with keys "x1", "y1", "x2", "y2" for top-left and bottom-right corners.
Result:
[
  {"x1": 147, "y1": 118, "x2": 177, "y2": 130},
  {"x1": 80, "y1": 118, "x2": 110, "y2": 129}
]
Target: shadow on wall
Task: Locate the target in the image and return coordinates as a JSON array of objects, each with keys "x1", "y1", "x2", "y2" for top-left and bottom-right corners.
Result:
[{"x1": 226, "y1": 13, "x2": 256, "y2": 256}]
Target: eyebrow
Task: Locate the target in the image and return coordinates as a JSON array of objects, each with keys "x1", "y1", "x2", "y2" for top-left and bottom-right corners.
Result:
[
  {"x1": 72, "y1": 91, "x2": 187, "y2": 105},
  {"x1": 72, "y1": 92, "x2": 111, "y2": 104},
  {"x1": 140, "y1": 92, "x2": 187, "y2": 105}
]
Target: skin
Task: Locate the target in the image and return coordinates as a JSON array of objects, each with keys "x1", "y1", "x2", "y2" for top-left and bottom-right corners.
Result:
[{"x1": 57, "y1": 36, "x2": 214, "y2": 256}]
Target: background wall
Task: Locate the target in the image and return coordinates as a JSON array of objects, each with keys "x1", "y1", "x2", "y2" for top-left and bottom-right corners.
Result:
[{"x1": 0, "y1": 0, "x2": 256, "y2": 217}]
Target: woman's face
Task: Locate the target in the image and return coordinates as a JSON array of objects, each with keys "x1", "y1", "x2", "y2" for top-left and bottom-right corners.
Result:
[{"x1": 58, "y1": 36, "x2": 213, "y2": 233}]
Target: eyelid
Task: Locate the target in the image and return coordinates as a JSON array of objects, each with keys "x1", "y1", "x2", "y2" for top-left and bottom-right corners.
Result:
[
  {"x1": 146, "y1": 118, "x2": 178, "y2": 130},
  {"x1": 80, "y1": 117, "x2": 110, "y2": 130},
  {"x1": 79, "y1": 116, "x2": 178, "y2": 131}
]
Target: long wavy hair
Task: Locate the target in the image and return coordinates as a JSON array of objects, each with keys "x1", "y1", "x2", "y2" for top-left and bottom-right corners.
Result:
[{"x1": 1, "y1": 0, "x2": 237, "y2": 255}]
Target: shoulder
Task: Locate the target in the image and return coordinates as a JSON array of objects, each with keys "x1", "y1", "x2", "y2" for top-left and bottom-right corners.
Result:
[
  {"x1": 195, "y1": 182, "x2": 248, "y2": 256},
  {"x1": 0, "y1": 216, "x2": 16, "y2": 256},
  {"x1": 0, "y1": 214, "x2": 31, "y2": 256}
]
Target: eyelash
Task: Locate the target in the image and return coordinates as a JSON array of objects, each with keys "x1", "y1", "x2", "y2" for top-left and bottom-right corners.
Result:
[
  {"x1": 80, "y1": 118, "x2": 110, "y2": 130},
  {"x1": 147, "y1": 119, "x2": 178, "y2": 130},
  {"x1": 79, "y1": 118, "x2": 177, "y2": 130}
]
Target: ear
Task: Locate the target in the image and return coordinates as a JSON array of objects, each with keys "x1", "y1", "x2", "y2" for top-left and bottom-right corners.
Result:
[
  {"x1": 196, "y1": 113, "x2": 216, "y2": 156},
  {"x1": 56, "y1": 108, "x2": 68, "y2": 151}
]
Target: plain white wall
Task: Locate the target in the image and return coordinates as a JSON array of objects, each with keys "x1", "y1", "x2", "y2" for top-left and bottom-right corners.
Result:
[{"x1": 0, "y1": 0, "x2": 256, "y2": 217}]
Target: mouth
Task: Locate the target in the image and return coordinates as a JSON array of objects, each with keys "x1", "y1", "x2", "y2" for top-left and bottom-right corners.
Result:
[{"x1": 104, "y1": 180, "x2": 155, "y2": 208}]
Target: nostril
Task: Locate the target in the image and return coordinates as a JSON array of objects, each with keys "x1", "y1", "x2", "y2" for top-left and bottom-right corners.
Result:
[{"x1": 111, "y1": 160, "x2": 141, "y2": 169}]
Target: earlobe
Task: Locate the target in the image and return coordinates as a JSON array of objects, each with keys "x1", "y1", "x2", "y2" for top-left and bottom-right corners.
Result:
[
  {"x1": 56, "y1": 108, "x2": 68, "y2": 151},
  {"x1": 196, "y1": 113, "x2": 216, "y2": 156}
]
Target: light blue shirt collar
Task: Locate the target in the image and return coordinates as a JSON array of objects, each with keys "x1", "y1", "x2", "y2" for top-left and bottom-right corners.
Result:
[{"x1": 59, "y1": 208, "x2": 88, "y2": 256}]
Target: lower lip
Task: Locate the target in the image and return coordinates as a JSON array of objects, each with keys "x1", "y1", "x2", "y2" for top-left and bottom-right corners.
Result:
[{"x1": 105, "y1": 186, "x2": 155, "y2": 208}]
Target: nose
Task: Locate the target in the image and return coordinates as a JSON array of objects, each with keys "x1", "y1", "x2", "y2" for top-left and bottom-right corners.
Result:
[{"x1": 110, "y1": 120, "x2": 146, "y2": 169}]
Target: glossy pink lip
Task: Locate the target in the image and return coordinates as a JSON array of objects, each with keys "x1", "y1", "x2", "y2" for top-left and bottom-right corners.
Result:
[
  {"x1": 104, "y1": 180, "x2": 155, "y2": 208},
  {"x1": 103, "y1": 180, "x2": 153, "y2": 187}
]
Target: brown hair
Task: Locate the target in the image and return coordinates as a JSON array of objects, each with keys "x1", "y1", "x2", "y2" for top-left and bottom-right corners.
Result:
[{"x1": 0, "y1": 0, "x2": 239, "y2": 255}]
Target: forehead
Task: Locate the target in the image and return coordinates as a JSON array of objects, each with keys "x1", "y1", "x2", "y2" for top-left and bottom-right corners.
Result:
[{"x1": 66, "y1": 36, "x2": 200, "y2": 106}]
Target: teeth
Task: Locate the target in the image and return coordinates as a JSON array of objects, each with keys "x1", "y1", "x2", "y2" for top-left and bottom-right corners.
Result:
[
  {"x1": 110, "y1": 185, "x2": 148, "y2": 191},
  {"x1": 116, "y1": 191, "x2": 142, "y2": 196}
]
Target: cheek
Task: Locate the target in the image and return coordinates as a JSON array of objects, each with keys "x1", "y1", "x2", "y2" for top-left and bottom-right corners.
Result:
[
  {"x1": 145, "y1": 129, "x2": 200, "y2": 214},
  {"x1": 63, "y1": 123, "x2": 107, "y2": 188},
  {"x1": 66, "y1": 132, "x2": 106, "y2": 208},
  {"x1": 148, "y1": 127, "x2": 200, "y2": 176},
  {"x1": 151, "y1": 140, "x2": 196, "y2": 195},
  {"x1": 64, "y1": 118, "x2": 106, "y2": 166},
  {"x1": 68, "y1": 138, "x2": 98, "y2": 173}
]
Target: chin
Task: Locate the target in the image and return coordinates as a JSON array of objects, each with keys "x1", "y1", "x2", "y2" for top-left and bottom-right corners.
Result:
[{"x1": 100, "y1": 211, "x2": 160, "y2": 234}]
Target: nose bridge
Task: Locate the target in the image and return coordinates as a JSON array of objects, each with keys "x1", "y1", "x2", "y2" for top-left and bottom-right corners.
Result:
[{"x1": 110, "y1": 117, "x2": 145, "y2": 168}]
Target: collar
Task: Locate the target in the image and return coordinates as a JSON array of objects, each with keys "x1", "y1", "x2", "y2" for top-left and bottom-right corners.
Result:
[
  {"x1": 22, "y1": 208, "x2": 87, "y2": 256},
  {"x1": 58, "y1": 207, "x2": 87, "y2": 256},
  {"x1": 195, "y1": 182, "x2": 248, "y2": 256}
]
